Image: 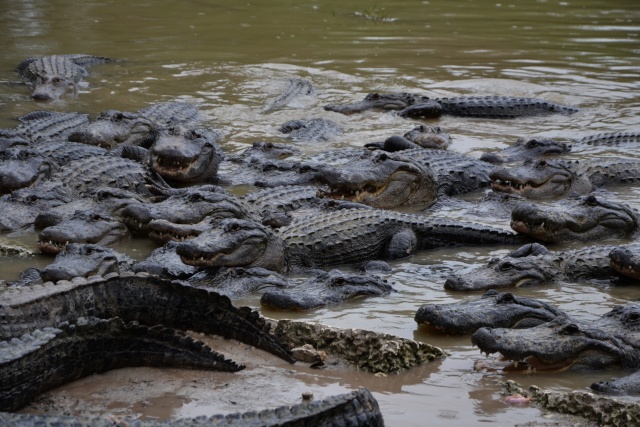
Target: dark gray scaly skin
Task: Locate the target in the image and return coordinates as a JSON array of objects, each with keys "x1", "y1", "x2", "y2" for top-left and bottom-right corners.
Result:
[
  {"x1": 0, "y1": 273, "x2": 294, "y2": 363},
  {"x1": 16, "y1": 54, "x2": 113, "y2": 101},
  {"x1": 149, "y1": 124, "x2": 225, "y2": 184},
  {"x1": 471, "y1": 303, "x2": 640, "y2": 372},
  {"x1": 325, "y1": 92, "x2": 578, "y2": 118},
  {"x1": 444, "y1": 242, "x2": 640, "y2": 291},
  {"x1": 490, "y1": 158, "x2": 640, "y2": 199},
  {"x1": 415, "y1": 289, "x2": 567, "y2": 335},
  {"x1": 176, "y1": 210, "x2": 525, "y2": 273},
  {"x1": 480, "y1": 136, "x2": 572, "y2": 164},
  {"x1": 0, "y1": 111, "x2": 90, "y2": 143},
  {"x1": 262, "y1": 77, "x2": 315, "y2": 113},
  {"x1": 39, "y1": 243, "x2": 136, "y2": 283},
  {"x1": 0, "y1": 387, "x2": 384, "y2": 427},
  {"x1": 68, "y1": 102, "x2": 199, "y2": 148},
  {"x1": 261, "y1": 269, "x2": 393, "y2": 310},
  {"x1": 36, "y1": 210, "x2": 131, "y2": 254},
  {"x1": 0, "y1": 316, "x2": 243, "y2": 412},
  {"x1": 121, "y1": 187, "x2": 256, "y2": 239},
  {"x1": 279, "y1": 118, "x2": 341, "y2": 142},
  {"x1": 609, "y1": 246, "x2": 640, "y2": 281},
  {"x1": 510, "y1": 195, "x2": 640, "y2": 243},
  {"x1": 591, "y1": 370, "x2": 640, "y2": 396},
  {"x1": 185, "y1": 266, "x2": 291, "y2": 299},
  {"x1": 312, "y1": 150, "x2": 439, "y2": 209},
  {"x1": 132, "y1": 241, "x2": 198, "y2": 279}
]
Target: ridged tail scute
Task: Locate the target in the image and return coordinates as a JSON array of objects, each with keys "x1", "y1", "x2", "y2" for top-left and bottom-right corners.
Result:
[
  {"x1": 0, "y1": 316, "x2": 243, "y2": 412},
  {"x1": 0, "y1": 388, "x2": 384, "y2": 426}
]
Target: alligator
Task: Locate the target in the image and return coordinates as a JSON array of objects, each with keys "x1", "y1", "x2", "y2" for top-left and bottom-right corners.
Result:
[
  {"x1": 36, "y1": 210, "x2": 131, "y2": 254},
  {"x1": 591, "y1": 370, "x2": 640, "y2": 396},
  {"x1": 481, "y1": 131, "x2": 640, "y2": 164},
  {"x1": 325, "y1": 92, "x2": 579, "y2": 118},
  {"x1": 260, "y1": 269, "x2": 394, "y2": 310},
  {"x1": 68, "y1": 102, "x2": 200, "y2": 148},
  {"x1": 225, "y1": 140, "x2": 301, "y2": 163},
  {"x1": 510, "y1": 195, "x2": 640, "y2": 243},
  {"x1": 490, "y1": 158, "x2": 640, "y2": 199},
  {"x1": 16, "y1": 54, "x2": 113, "y2": 101},
  {"x1": 262, "y1": 77, "x2": 315, "y2": 113},
  {"x1": 366, "y1": 125, "x2": 452, "y2": 151},
  {"x1": 120, "y1": 186, "x2": 256, "y2": 238},
  {"x1": 311, "y1": 148, "x2": 494, "y2": 208},
  {"x1": 609, "y1": 246, "x2": 640, "y2": 281},
  {"x1": 0, "y1": 387, "x2": 384, "y2": 427},
  {"x1": 0, "y1": 111, "x2": 90, "y2": 143},
  {"x1": 175, "y1": 210, "x2": 525, "y2": 273},
  {"x1": 183, "y1": 266, "x2": 291, "y2": 298},
  {"x1": 313, "y1": 150, "x2": 438, "y2": 209},
  {"x1": 0, "y1": 316, "x2": 243, "y2": 412},
  {"x1": 480, "y1": 136, "x2": 572, "y2": 164},
  {"x1": 279, "y1": 118, "x2": 341, "y2": 142},
  {"x1": 471, "y1": 303, "x2": 640, "y2": 372},
  {"x1": 414, "y1": 289, "x2": 567, "y2": 335},
  {"x1": 444, "y1": 242, "x2": 640, "y2": 291},
  {"x1": 0, "y1": 273, "x2": 294, "y2": 363}
]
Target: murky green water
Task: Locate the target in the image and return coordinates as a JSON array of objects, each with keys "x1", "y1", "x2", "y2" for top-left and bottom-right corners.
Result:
[{"x1": 1, "y1": 0, "x2": 640, "y2": 425}]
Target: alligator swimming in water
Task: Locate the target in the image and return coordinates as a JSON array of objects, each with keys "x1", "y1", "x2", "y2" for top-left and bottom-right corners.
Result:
[
  {"x1": 0, "y1": 387, "x2": 384, "y2": 427},
  {"x1": 490, "y1": 158, "x2": 640, "y2": 199},
  {"x1": 415, "y1": 289, "x2": 567, "y2": 335},
  {"x1": 0, "y1": 272, "x2": 294, "y2": 362},
  {"x1": 16, "y1": 54, "x2": 114, "y2": 101},
  {"x1": 444, "y1": 242, "x2": 640, "y2": 291},
  {"x1": 175, "y1": 210, "x2": 524, "y2": 273},
  {"x1": 279, "y1": 118, "x2": 341, "y2": 142},
  {"x1": 471, "y1": 303, "x2": 640, "y2": 372},
  {"x1": 325, "y1": 92, "x2": 579, "y2": 118},
  {"x1": 366, "y1": 125, "x2": 453, "y2": 151},
  {"x1": 510, "y1": 195, "x2": 640, "y2": 243},
  {"x1": 68, "y1": 102, "x2": 199, "y2": 148},
  {"x1": 481, "y1": 131, "x2": 640, "y2": 164},
  {"x1": 0, "y1": 316, "x2": 243, "y2": 412},
  {"x1": 262, "y1": 77, "x2": 315, "y2": 113},
  {"x1": 591, "y1": 370, "x2": 640, "y2": 396},
  {"x1": 261, "y1": 269, "x2": 394, "y2": 310}
]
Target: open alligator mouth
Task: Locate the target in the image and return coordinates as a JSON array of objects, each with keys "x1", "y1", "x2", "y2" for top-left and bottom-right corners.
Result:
[
  {"x1": 491, "y1": 178, "x2": 545, "y2": 194},
  {"x1": 179, "y1": 250, "x2": 227, "y2": 267},
  {"x1": 36, "y1": 239, "x2": 69, "y2": 254},
  {"x1": 147, "y1": 219, "x2": 206, "y2": 243},
  {"x1": 317, "y1": 183, "x2": 383, "y2": 203},
  {"x1": 496, "y1": 354, "x2": 576, "y2": 373}
]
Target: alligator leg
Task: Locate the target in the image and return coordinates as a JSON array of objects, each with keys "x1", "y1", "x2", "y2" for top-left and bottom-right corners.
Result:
[{"x1": 0, "y1": 317, "x2": 243, "y2": 412}]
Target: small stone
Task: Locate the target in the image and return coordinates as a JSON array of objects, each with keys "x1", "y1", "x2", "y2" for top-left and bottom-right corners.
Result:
[
  {"x1": 291, "y1": 344, "x2": 323, "y2": 363},
  {"x1": 374, "y1": 372, "x2": 387, "y2": 378}
]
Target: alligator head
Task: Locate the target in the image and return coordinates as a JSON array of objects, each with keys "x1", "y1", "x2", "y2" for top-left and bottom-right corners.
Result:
[
  {"x1": 490, "y1": 159, "x2": 592, "y2": 199},
  {"x1": 229, "y1": 141, "x2": 301, "y2": 163},
  {"x1": 511, "y1": 195, "x2": 640, "y2": 243},
  {"x1": 176, "y1": 218, "x2": 286, "y2": 271},
  {"x1": 31, "y1": 74, "x2": 80, "y2": 101},
  {"x1": 480, "y1": 137, "x2": 571, "y2": 164},
  {"x1": 37, "y1": 210, "x2": 131, "y2": 254},
  {"x1": 0, "y1": 148, "x2": 51, "y2": 194},
  {"x1": 314, "y1": 151, "x2": 438, "y2": 209},
  {"x1": 324, "y1": 92, "x2": 433, "y2": 114},
  {"x1": 261, "y1": 269, "x2": 393, "y2": 310},
  {"x1": 471, "y1": 304, "x2": 640, "y2": 372},
  {"x1": 121, "y1": 188, "x2": 254, "y2": 237},
  {"x1": 150, "y1": 124, "x2": 224, "y2": 184},
  {"x1": 68, "y1": 110, "x2": 158, "y2": 148},
  {"x1": 415, "y1": 289, "x2": 566, "y2": 335},
  {"x1": 444, "y1": 245, "x2": 559, "y2": 291},
  {"x1": 609, "y1": 247, "x2": 640, "y2": 281},
  {"x1": 40, "y1": 243, "x2": 133, "y2": 282}
]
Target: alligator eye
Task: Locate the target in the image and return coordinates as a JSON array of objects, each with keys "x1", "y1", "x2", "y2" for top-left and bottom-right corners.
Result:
[
  {"x1": 265, "y1": 142, "x2": 273, "y2": 149},
  {"x1": 561, "y1": 324, "x2": 580, "y2": 335},
  {"x1": 225, "y1": 222, "x2": 240, "y2": 232},
  {"x1": 333, "y1": 277, "x2": 346, "y2": 285},
  {"x1": 497, "y1": 293, "x2": 516, "y2": 303},
  {"x1": 525, "y1": 139, "x2": 540, "y2": 148},
  {"x1": 113, "y1": 113, "x2": 124, "y2": 122},
  {"x1": 536, "y1": 160, "x2": 547, "y2": 168},
  {"x1": 626, "y1": 313, "x2": 640, "y2": 322},
  {"x1": 188, "y1": 130, "x2": 201, "y2": 140},
  {"x1": 299, "y1": 165, "x2": 312, "y2": 173},
  {"x1": 584, "y1": 195, "x2": 598, "y2": 206},
  {"x1": 91, "y1": 213, "x2": 103, "y2": 221},
  {"x1": 375, "y1": 153, "x2": 388, "y2": 162},
  {"x1": 498, "y1": 261, "x2": 514, "y2": 271},
  {"x1": 52, "y1": 77, "x2": 63, "y2": 85},
  {"x1": 189, "y1": 193, "x2": 204, "y2": 202}
]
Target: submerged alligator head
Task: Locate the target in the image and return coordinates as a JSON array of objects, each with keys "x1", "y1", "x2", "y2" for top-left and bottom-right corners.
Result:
[
  {"x1": 149, "y1": 124, "x2": 224, "y2": 184},
  {"x1": 68, "y1": 110, "x2": 158, "y2": 148},
  {"x1": 480, "y1": 137, "x2": 572, "y2": 164},
  {"x1": 37, "y1": 210, "x2": 130, "y2": 254},
  {"x1": 324, "y1": 92, "x2": 434, "y2": 115},
  {"x1": 0, "y1": 148, "x2": 50, "y2": 194},
  {"x1": 313, "y1": 151, "x2": 438, "y2": 209},
  {"x1": 176, "y1": 218, "x2": 285, "y2": 272},
  {"x1": 444, "y1": 243, "x2": 558, "y2": 291},
  {"x1": 40, "y1": 243, "x2": 135, "y2": 282},
  {"x1": 261, "y1": 269, "x2": 393, "y2": 310},
  {"x1": 415, "y1": 289, "x2": 566, "y2": 335},
  {"x1": 511, "y1": 195, "x2": 640, "y2": 243},
  {"x1": 490, "y1": 159, "x2": 591, "y2": 199},
  {"x1": 471, "y1": 303, "x2": 640, "y2": 372}
]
